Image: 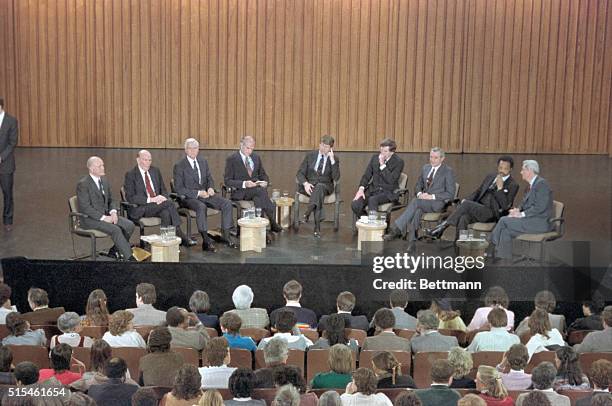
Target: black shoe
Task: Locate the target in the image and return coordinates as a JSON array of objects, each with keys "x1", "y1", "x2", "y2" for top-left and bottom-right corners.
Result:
[
  {"x1": 271, "y1": 222, "x2": 283, "y2": 233},
  {"x1": 126, "y1": 255, "x2": 138, "y2": 262},
  {"x1": 313, "y1": 231, "x2": 321, "y2": 238},
  {"x1": 427, "y1": 222, "x2": 449, "y2": 239},
  {"x1": 181, "y1": 238, "x2": 197, "y2": 247},
  {"x1": 226, "y1": 238, "x2": 239, "y2": 249},
  {"x1": 383, "y1": 226, "x2": 403, "y2": 241},
  {"x1": 222, "y1": 230, "x2": 239, "y2": 249},
  {"x1": 107, "y1": 246, "x2": 121, "y2": 260},
  {"x1": 202, "y1": 239, "x2": 217, "y2": 252}
]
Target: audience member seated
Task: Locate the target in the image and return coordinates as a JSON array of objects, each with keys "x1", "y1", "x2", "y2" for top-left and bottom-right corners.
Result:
[
  {"x1": 253, "y1": 337, "x2": 288, "y2": 388},
  {"x1": 3, "y1": 361, "x2": 68, "y2": 405},
  {"x1": 310, "y1": 313, "x2": 358, "y2": 351},
  {"x1": 371, "y1": 350, "x2": 416, "y2": 389},
  {"x1": 457, "y1": 394, "x2": 486, "y2": 406},
  {"x1": 269, "y1": 280, "x2": 318, "y2": 329},
  {"x1": 224, "y1": 285, "x2": 270, "y2": 329},
  {"x1": 387, "y1": 289, "x2": 418, "y2": 330},
  {"x1": 0, "y1": 283, "x2": 17, "y2": 324},
  {"x1": 574, "y1": 305, "x2": 612, "y2": 353},
  {"x1": 0, "y1": 346, "x2": 16, "y2": 384},
  {"x1": 521, "y1": 392, "x2": 551, "y2": 406},
  {"x1": 362, "y1": 308, "x2": 411, "y2": 351},
  {"x1": 568, "y1": 297, "x2": 605, "y2": 332},
  {"x1": 575, "y1": 359, "x2": 612, "y2": 406},
  {"x1": 199, "y1": 336, "x2": 237, "y2": 389},
  {"x1": 258, "y1": 309, "x2": 313, "y2": 351},
  {"x1": 414, "y1": 359, "x2": 461, "y2": 406},
  {"x1": 310, "y1": 343, "x2": 354, "y2": 389},
  {"x1": 189, "y1": 290, "x2": 219, "y2": 329},
  {"x1": 162, "y1": 364, "x2": 203, "y2": 406},
  {"x1": 221, "y1": 312, "x2": 257, "y2": 351},
  {"x1": 467, "y1": 308, "x2": 520, "y2": 352},
  {"x1": 411, "y1": 310, "x2": 458, "y2": 353},
  {"x1": 273, "y1": 384, "x2": 301, "y2": 406},
  {"x1": 318, "y1": 291, "x2": 369, "y2": 332},
  {"x1": 448, "y1": 347, "x2": 476, "y2": 389},
  {"x1": 524, "y1": 308, "x2": 565, "y2": 359},
  {"x1": 514, "y1": 362, "x2": 570, "y2": 406},
  {"x1": 273, "y1": 365, "x2": 318, "y2": 406},
  {"x1": 81, "y1": 289, "x2": 109, "y2": 327},
  {"x1": 39, "y1": 343, "x2": 83, "y2": 385},
  {"x1": 166, "y1": 306, "x2": 209, "y2": 350},
  {"x1": 21, "y1": 287, "x2": 65, "y2": 326},
  {"x1": 1, "y1": 312, "x2": 46, "y2": 346},
  {"x1": 225, "y1": 368, "x2": 265, "y2": 406},
  {"x1": 475, "y1": 365, "x2": 514, "y2": 406},
  {"x1": 126, "y1": 282, "x2": 167, "y2": 326},
  {"x1": 318, "y1": 390, "x2": 342, "y2": 406},
  {"x1": 50, "y1": 312, "x2": 94, "y2": 349},
  {"x1": 341, "y1": 367, "x2": 393, "y2": 406},
  {"x1": 495, "y1": 344, "x2": 531, "y2": 390},
  {"x1": 88, "y1": 357, "x2": 140, "y2": 406},
  {"x1": 138, "y1": 326, "x2": 185, "y2": 387},
  {"x1": 591, "y1": 394, "x2": 612, "y2": 406},
  {"x1": 394, "y1": 391, "x2": 424, "y2": 406},
  {"x1": 198, "y1": 389, "x2": 224, "y2": 406},
  {"x1": 71, "y1": 339, "x2": 137, "y2": 392},
  {"x1": 467, "y1": 287, "x2": 514, "y2": 332},
  {"x1": 66, "y1": 393, "x2": 97, "y2": 405},
  {"x1": 102, "y1": 310, "x2": 146, "y2": 348},
  {"x1": 552, "y1": 346, "x2": 590, "y2": 390},
  {"x1": 515, "y1": 291, "x2": 566, "y2": 337},
  {"x1": 132, "y1": 387, "x2": 160, "y2": 406},
  {"x1": 430, "y1": 298, "x2": 467, "y2": 331}
]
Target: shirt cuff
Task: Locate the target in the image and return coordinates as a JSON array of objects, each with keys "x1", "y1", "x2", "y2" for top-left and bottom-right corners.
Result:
[
  {"x1": 417, "y1": 192, "x2": 422, "y2": 197},
  {"x1": 242, "y1": 181, "x2": 246, "y2": 188},
  {"x1": 109, "y1": 209, "x2": 117, "y2": 215},
  {"x1": 146, "y1": 197, "x2": 152, "y2": 203},
  {"x1": 520, "y1": 211, "x2": 525, "y2": 218},
  {"x1": 431, "y1": 194, "x2": 435, "y2": 200},
  {"x1": 379, "y1": 164, "x2": 386, "y2": 170},
  {"x1": 99, "y1": 215, "x2": 105, "y2": 221}
]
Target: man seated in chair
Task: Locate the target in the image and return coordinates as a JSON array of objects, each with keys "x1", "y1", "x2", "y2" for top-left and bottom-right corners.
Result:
[
  {"x1": 385, "y1": 147, "x2": 456, "y2": 244},
  {"x1": 426, "y1": 155, "x2": 519, "y2": 240},
  {"x1": 76, "y1": 156, "x2": 136, "y2": 261},
  {"x1": 489, "y1": 159, "x2": 553, "y2": 260},
  {"x1": 224, "y1": 135, "x2": 282, "y2": 233},
  {"x1": 296, "y1": 135, "x2": 340, "y2": 237},
  {"x1": 173, "y1": 138, "x2": 238, "y2": 252},
  {"x1": 123, "y1": 150, "x2": 196, "y2": 247},
  {"x1": 351, "y1": 138, "x2": 404, "y2": 221}
]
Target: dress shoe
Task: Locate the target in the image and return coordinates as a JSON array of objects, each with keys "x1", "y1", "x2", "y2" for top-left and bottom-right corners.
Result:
[
  {"x1": 383, "y1": 226, "x2": 403, "y2": 241},
  {"x1": 271, "y1": 222, "x2": 284, "y2": 233},
  {"x1": 221, "y1": 230, "x2": 239, "y2": 249},
  {"x1": 202, "y1": 239, "x2": 218, "y2": 253},
  {"x1": 180, "y1": 238, "x2": 197, "y2": 247},
  {"x1": 126, "y1": 255, "x2": 138, "y2": 262},
  {"x1": 107, "y1": 246, "x2": 121, "y2": 260},
  {"x1": 3, "y1": 224, "x2": 12, "y2": 232},
  {"x1": 427, "y1": 221, "x2": 449, "y2": 240},
  {"x1": 313, "y1": 231, "x2": 321, "y2": 238}
]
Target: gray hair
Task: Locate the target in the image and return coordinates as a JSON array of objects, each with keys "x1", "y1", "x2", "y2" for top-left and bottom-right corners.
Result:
[
  {"x1": 57, "y1": 312, "x2": 81, "y2": 333},
  {"x1": 232, "y1": 285, "x2": 254, "y2": 310},
  {"x1": 184, "y1": 138, "x2": 199, "y2": 149},
  {"x1": 86, "y1": 156, "x2": 101, "y2": 169},
  {"x1": 531, "y1": 361, "x2": 557, "y2": 390},
  {"x1": 318, "y1": 391, "x2": 341, "y2": 406},
  {"x1": 431, "y1": 147, "x2": 445, "y2": 158},
  {"x1": 263, "y1": 338, "x2": 288, "y2": 365},
  {"x1": 522, "y1": 159, "x2": 540, "y2": 174},
  {"x1": 417, "y1": 309, "x2": 440, "y2": 330},
  {"x1": 189, "y1": 290, "x2": 211, "y2": 313},
  {"x1": 272, "y1": 384, "x2": 300, "y2": 406},
  {"x1": 240, "y1": 135, "x2": 255, "y2": 146}
]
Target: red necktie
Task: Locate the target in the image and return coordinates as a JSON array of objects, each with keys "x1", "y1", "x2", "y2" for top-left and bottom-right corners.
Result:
[{"x1": 145, "y1": 171, "x2": 156, "y2": 197}]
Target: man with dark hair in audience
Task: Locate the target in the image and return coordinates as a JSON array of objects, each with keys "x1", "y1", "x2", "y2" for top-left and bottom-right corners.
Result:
[
  {"x1": 362, "y1": 308, "x2": 411, "y2": 351},
  {"x1": 0, "y1": 283, "x2": 17, "y2": 324},
  {"x1": 0, "y1": 346, "x2": 15, "y2": 384},
  {"x1": 591, "y1": 394, "x2": 612, "y2": 406},
  {"x1": 253, "y1": 337, "x2": 288, "y2": 388},
  {"x1": 467, "y1": 308, "x2": 520, "y2": 352},
  {"x1": 198, "y1": 337, "x2": 237, "y2": 389},
  {"x1": 273, "y1": 365, "x2": 319, "y2": 406},
  {"x1": 225, "y1": 368, "x2": 265, "y2": 406},
  {"x1": 88, "y1": 357, "x2": 139, "y2": 406},
  {"x1": 415, "y1": 359, "x2": 461, "y2": 405},
  {"x1": 21, "y1": 287, "x2": 65, "y2": 325},
  {"x1": 269, "y1": 280, "x2": 318, "y2": 329},
  {"x1": 388, "y1": 289, "x2": 417, "y2": 330},
  {"x1": 258, "y1": 309, "x2": 313, "y2": 351},
  {"x1": 138, "y1": 326, "x2": 185, "y2": 387},
  {"x1": 220, "y1": 312, "x2": 257, "y2": 351},
  {"x1": 318, "y1": 291, "x2": 369, "y2": 332},
  {"x1": 189, "y1": 290, "x2": 219, "y2": 328},
  {"x1": 411, "y1": 310, "x2": 458, "y2": 353},
  {"x1": 126, "y1": 282, "x2": 166, "y2": 326},
  {"x1": 165, "y1": 306, "x2": 209, "y2": 350},
  {"x1": 3, "y1": 361, "x2": 68, "y2": 405},
  {"x1": 131, "y1": 387, "x2": 159, "y2": 406},
  {"x1": 569, "y1": 297, "x2": 605, "y2": 332},
  {"x1": 520, "y1": 392, "x2": 552, "y2": 406},
  {"x1": 574, "y1": 305, "x2": 612, "y2": 353},
  {"x1": 2, "y1": 312, "x2": 47, "y2": 346},
  {"x1": 515, "y1": 290, "x2": 566, "y2": 337},
  {"x1": 495, "y1": 343, "x2": 532, "y2": 390},
  {"x1": 38, "y1": 343, "x2": 82, "y2": 385},
  {"x1": 575, "y1": 359, "x2": 612, "y2": 406},
  {"x1": 515, "y1": 361, "x2": 570, "y2": 406}
]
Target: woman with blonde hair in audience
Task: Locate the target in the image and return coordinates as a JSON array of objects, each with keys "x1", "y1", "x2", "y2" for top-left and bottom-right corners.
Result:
[
  {"x1": 524, "y1": 308, "x2": 565, "y2": 359},
  {"x1": 475, "y1": 366, "x2": 514, "y2": 405},
  {"x1": 458, "y1": 394, "x2": 486, "y2": 406},
  {"x1": 448, "y1": 347, "x2": 476, "y2": 388},
  {"x1": 81, "y1": 289, "x2": 109, "y2": 327},
  {"x1": 467, "y1": 286, "x2": 515, "y2": 331},
  {"x1": 198, "y1": 389, "x2": 224, "y2": 406},
  {"x1": 553, "y1": 346, "x2": 590, "y2": 390},
  {"x1": 272, "y1": 384, "x2": 300, "y2": 406},
  {"x1": 430, "y1": 298, "x2": 467, "y2": 331},
  {"x1": 161, "y1": 364, "x2": 203, "y2": 406},
  {"x1": 310, "y1": 344, "x2": 354, "y2": 389},
  {"x1": 371, "y1": 351, "x2": 416, "y2": 388},
  {"x1": 101, "y1": 310, "x2": 146, "y2": 348}
]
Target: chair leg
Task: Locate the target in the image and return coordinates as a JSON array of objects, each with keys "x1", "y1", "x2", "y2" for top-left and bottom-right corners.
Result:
[
  {"x1": 90, "y1": 237, "x2": 97, "y2": 261},
  {"x1": 334, "y1": 202, "x2": 340, "y2": 231},
  {"x1": 139, "y1": 224, "x2": 146, "y2": 248},
  {"x1": 351, "y1": 212, "x2": 357, "y2": 233},
  {"x1": 185, "y1": 214, "x2": 192, "y2": 240},
  {"x1": 293, "y1": 201, "x2": 300, "y2": 230}
]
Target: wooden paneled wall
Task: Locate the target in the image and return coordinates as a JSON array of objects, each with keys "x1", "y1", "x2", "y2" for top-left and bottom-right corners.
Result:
[{"x1": 0, "y1": 0, "x2": 610, "y2": 154}]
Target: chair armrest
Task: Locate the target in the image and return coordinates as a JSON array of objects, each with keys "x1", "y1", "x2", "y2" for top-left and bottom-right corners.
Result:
[
  {"x1": 120, "y1": 201, "x2": 138, "y2": 209},
  {"x1": 549, "y1": 217, "x2": 565, "y2": 224},
  {"x1": 221, "y1": 184, "x2": 232, "y2": 198},
  {"x1": 69, "y1": 211, "x2": 89, "y2": 219}
]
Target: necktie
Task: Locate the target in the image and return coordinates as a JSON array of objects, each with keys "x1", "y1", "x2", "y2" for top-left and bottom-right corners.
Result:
[
  {"x1": 426, "y1": 168, "x2": 435, "y2": 189},
  {"x1": 526, "y1": 183, "x2": 531, "y2": 194},
  {"x1": 316, "y1": 155, "x2": 325, "y2": 175},
  {"x1": 98, "y1": 179, "x2": 105, "y2": 195},
  {"x1": 193, "y1": 160, "x2": 201, "y2": 184},
  {"x1": 145, "y1": 171, "x2": 156, "y2": 197},
  {"x1": 245, "y1": 157, "x2": 253, "y2": 177}
]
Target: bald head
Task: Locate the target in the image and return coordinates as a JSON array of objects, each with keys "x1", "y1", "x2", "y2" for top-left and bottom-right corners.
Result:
[
  {"x1": 137, "y1": 150, "x2": 153, "y2": 171},
  {"x1": 87, "y1": 156, "x2": 105, "y2": 177}
]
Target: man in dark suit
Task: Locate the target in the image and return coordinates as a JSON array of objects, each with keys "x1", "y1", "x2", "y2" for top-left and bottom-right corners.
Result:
[
  {"x1": 0, "y1": 98, "x2": 18, "y2": 231},
  {"x1": 224, "y1": 136, "x2": 282, "y2": 232},
  {"x1": 21, "y1": 288, "x2": 65, "y2": 326},
  {"x1": 490, "y1": 159, "x2": 553, "y2": 259},
  {"x1": 296, "y1": 135, "x2": 340, "y2": 237},
  {"x1": 351, "y1": 138, "x2": 404, "y2": 218},
  {"x1": 385, "y1": 147, "x2": 456, "y2": 242},
  {"x1": 427, "y1": 155, "x2": 519, "y2": 240},
  {"x1": 414, "y1": 359, "x2": 461, "y2": 406},
  {"x1": 318, "y1": 291, "x2": 369, "y2": 332},
  {"x1": 173, "y1": 138, "x2": 237, "y2": 252},
  {"x1": 123, "y1": 150, "x2": 195, "y2": 247},
  {"x1": 87, "y1": 357, "x2": 139, "y2": 406},
  {"x1": 76, "y1": 156, "x2": 135, "y2": 261}
]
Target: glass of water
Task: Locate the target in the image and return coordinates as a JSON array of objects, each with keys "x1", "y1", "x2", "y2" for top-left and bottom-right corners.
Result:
[
  {"x1": 272, "y1": 189, "x2": 281, "y2": 200},
  {"x1": 459, "y1": 230, "x2": 468, "y2": 240},
  {"x1": 467, "y1": 230, "x2": 474, "y2": 240},
  {"x1": 368, "y1": 210, "x2": 378, "y2": 223},
  {"x1": 255, "y1": 208, "x2": 262, "y2": 218},
  {"x1": 380, "y1": 213, "x2": 387, "y2": 225}
]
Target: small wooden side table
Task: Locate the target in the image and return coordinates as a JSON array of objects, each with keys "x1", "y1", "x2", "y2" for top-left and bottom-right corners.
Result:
[
  {"x1": 355, "y1": 220, "x2": 387, "y2": 250},
  {"x1": 148, "y1": 236, "x2": 181, "y2": 262},
  {"x1": 274, "y1": 197, "x2": 295, "y2": 229},
  {"x1": 237, "y1": 217, "x2": 270, "y2": 252}
]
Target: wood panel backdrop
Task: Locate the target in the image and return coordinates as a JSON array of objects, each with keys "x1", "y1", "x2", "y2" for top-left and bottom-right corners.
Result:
[{"x1": 0, "y1": 0, "x2": 610, "y2": 154}]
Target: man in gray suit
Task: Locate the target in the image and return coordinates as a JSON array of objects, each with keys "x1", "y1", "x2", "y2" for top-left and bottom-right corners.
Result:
[
  {"x1": 410, "y1": 310, "x2": 458, "y2": 354},
  {"x1": 362, "y1": 308, "x2": 411, "y2": 352},
  {"x1": 126, "y1": 283, "x2": 166, "y2": 326},
  {"x1": 515, "y1": 362, "x2": 570, "y2": 406},
  {"x1": 574, "y1": 305, "x2": 612, "y2": 353},
  {"x1": 490, "y1": 159, "x2": 553, "y2": 259},
  {"x1": 369, "y1": 289, "x2": 417, "y2": 330},
  {"x1": 0, "y1": 98, "x2": 18, "y2": 231},
  {"x1": 385, "y1": 147, "x2": 456, "y2": 243},
  {"x1": 76, "y1": 156, "x2": 135, "y2": 261}
]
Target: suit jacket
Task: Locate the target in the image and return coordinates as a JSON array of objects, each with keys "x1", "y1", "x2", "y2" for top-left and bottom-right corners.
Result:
[
  {"x1": 296, "y1": 151, "x2": 340, "y2": 186},
  {"x1": 519, "y1": 175, "x2": 554, "y2": 230},
  {"x1": 358, "y1": 153, "x2": 404, "y2": 200},
  {"x1": 224, "y1": 152, "x2": 270, "y2": 200},
  {"x1": 573, "y1": 327, "x2": 612, "y2": 353},
  {"x1": 465, "y1": 173, "x2": 519, "y2": 218},
  {"x1": 515, "y1": 390, "x2": 570, "y2": 406},
  {"x1": 318, "y1": 313, "x2": 369, "y2": 332},
  {"x1": 126, "y1": 304, "x2": 167, "y2": 326},
  {"x1": 411, "y1": 331, "x2": 458, "y2": 353},
  {"x1": 414, "y1": 163, "x2": 456, "y2": 202},
  {"x1": 361, "y1": 331, "x2": 411, "y2": 352},
  {"x1": 123, "y1": 165, "x2": 170, "y2": 220},
  {"x1": 76, "y1": 175, "x2": 120, "y2": 223},
  {"x1": 22, "y1": 307, "x2": 66, "y2": 326},
  {"x1": 415, "y1": 385, "x2": 461, "y2": 406},
  {"x1": 87, "y1": 378, "x2": 140, "y2": 406},
  {"x1": 0, "y1": 112, "x2": 18, "y2": 174},
  {"x1": 173, "y1": 156, "x2": 215, "y2": 199}
]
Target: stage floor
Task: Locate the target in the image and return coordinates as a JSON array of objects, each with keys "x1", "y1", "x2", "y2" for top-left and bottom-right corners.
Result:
[{"x1": 0, "y1": 148, "x2": 609, "y2": 263}]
